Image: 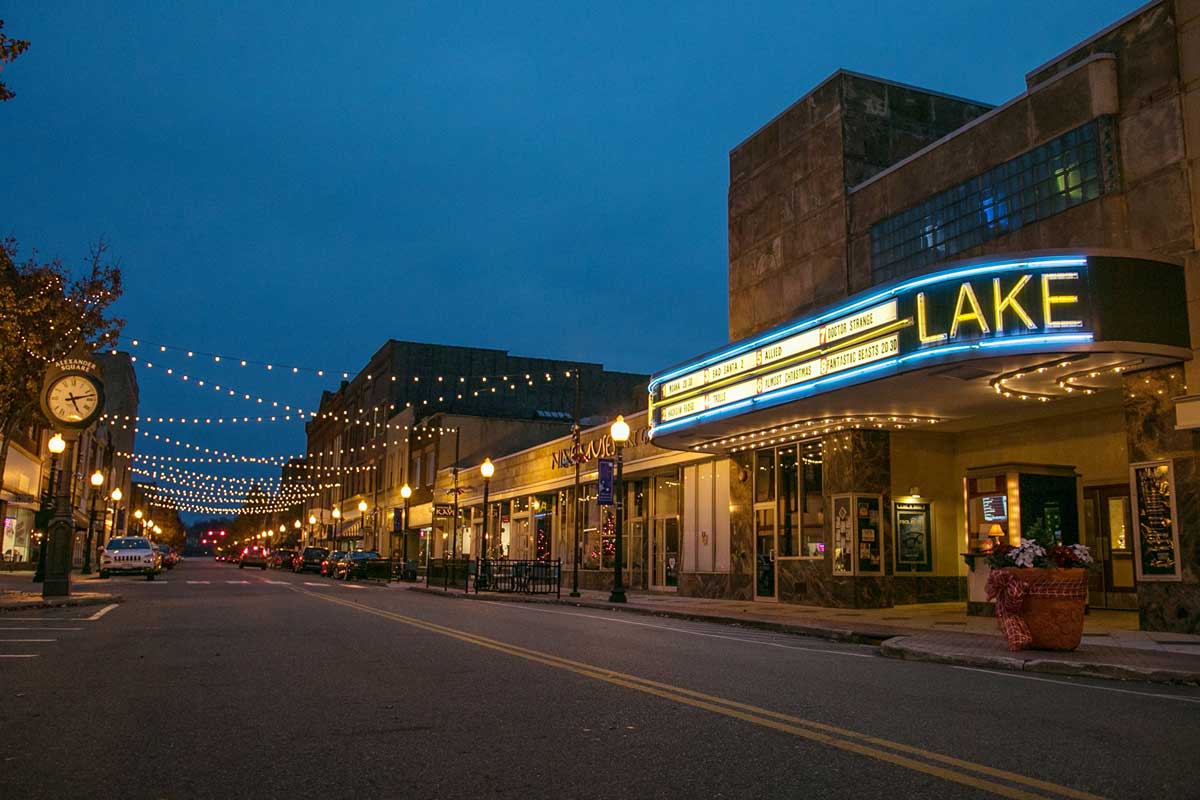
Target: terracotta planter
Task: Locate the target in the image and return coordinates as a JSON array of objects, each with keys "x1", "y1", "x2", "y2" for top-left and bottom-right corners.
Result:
[{"x1": 986, "y1": 567, "x2": 1088, "y2": 652}]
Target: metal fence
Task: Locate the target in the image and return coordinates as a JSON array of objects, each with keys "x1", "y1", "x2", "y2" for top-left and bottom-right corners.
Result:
[
  {"x1": 475, "y1": 559, "x2": 561, "y2": 597},
  {"x1": 427, "y1": 558, "x2": 472, "y2": 591},
  {"x1": 358, "y1": 559, "x2": 419, "y2": 582}
]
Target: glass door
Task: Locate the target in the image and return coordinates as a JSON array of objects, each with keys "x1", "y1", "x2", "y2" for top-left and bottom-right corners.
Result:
[
  {"x1": 753, "y1": 448, "x2": 777, "y2": 599},
  {"x1": 651, "y1": 517, "x2": 679, "y2": 589},
  {"x1": 1083, "y1": 485, "x2": 1137, "y2": 609}
]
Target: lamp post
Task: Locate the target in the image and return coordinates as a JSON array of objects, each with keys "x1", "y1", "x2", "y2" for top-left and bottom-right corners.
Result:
[
  {"x1": 400, "y1": 483, "x2": 412, "y2": 561},
  {"x1": 608, "y1": 415, "x2": 629, "y2": 603},
  {"x1": 110, "y1": 487, "x2": 123, "y2": 537},
  {"x1": 358, "y1": 500, "x2": 369, "y2": 549},
  {"x1": 82, "y1": 470, "x2": 104, "y2": 574},
  {"x1": 133, "y1": 509, "x2": 143, "y2": 535},
  {"x1": 332, "y1": 506, "x2": 341, "y2": 549},
  {"x1": 479, "y1": 458, "x2": 494, "y2": 588},
  {"x1": 308, "y1": 514, "x2": 317, "y2": 546},
  {"x1": 34, "y1": 433, "x2": 67, "y2": 583}
]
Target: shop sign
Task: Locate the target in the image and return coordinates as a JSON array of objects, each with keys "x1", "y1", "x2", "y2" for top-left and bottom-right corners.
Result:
[
  {"x1": 549, "y1": 425, "x2": 651, "y2": 469},
  {"x1": 650, "y1": 257, "x2": 1094, "y2": 431},
  {"x1": 433, "y1": 503, "x2": 456, "y2": 518}
]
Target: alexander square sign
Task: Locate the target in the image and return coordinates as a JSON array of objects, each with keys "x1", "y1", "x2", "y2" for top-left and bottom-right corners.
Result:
[{"x1": 648, "y1": 254, "x2": 1188, "y2": 436}]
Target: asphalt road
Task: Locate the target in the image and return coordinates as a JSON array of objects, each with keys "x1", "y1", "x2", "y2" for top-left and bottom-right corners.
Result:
[{"x1": 1, "y1": 559, "x2": 1198, "y2": 800}]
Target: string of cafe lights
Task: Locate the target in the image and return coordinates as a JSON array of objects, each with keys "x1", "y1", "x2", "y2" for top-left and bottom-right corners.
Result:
[
  {"x1": 119, "y1": 337, "x2": 582, "y2": 388},
  {"x1": 131, "y1": 463, "x2": 342, "y2": 490},
  {"x1": 146, "y1": 496, "x2": 315, "y2": 515},
  {"x1": 120, "y1": 451, "x2": 379, "y2": 472},
  {"x1": 141, "y1": 485, "x2": 325, "y2": 506}
]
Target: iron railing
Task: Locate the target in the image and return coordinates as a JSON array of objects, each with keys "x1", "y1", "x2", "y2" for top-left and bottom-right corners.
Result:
[{"x1": 475, "y1": 559, "x2": 561, "y2": 597}]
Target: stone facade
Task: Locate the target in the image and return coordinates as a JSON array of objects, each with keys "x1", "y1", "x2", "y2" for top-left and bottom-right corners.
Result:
[{"x1": 727, "y1": 72, "x2": 992, "y2": 340}]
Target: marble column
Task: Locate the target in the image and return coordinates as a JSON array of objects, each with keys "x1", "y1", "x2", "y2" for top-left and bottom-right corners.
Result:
[{"x1": 1123, "y1": 365, "x2": 1200, "y2": 633}]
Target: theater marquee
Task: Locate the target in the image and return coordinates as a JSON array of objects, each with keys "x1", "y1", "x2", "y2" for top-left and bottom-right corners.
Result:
[{"x1": 649, "y1": 254, "x2": 1188, "y2": 437}]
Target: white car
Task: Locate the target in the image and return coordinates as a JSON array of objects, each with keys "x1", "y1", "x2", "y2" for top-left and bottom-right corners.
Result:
[{"x1": 99, "y1": 537, "x2": 162, "y2": 580}]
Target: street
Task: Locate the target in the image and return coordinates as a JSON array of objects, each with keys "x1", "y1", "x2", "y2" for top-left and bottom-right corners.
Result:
[{"x1": 1, "y1": 560, "x2": 1197, "y2": 799}]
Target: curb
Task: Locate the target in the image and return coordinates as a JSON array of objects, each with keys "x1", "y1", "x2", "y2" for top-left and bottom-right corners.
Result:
[
  {"x1": 407, "y1": 585, "x2": 896, "y2": 645},
  {"x1": 878, "y1": 637, "x2": 1200, "y2": 685},
  {"x1": 0, "y1": 593, "x2": 123, "y2": 614}
]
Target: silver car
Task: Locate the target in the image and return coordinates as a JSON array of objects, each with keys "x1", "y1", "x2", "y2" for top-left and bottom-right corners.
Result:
[{"x1": 99, "y1": 537, "x2": 162, "y2": 580}]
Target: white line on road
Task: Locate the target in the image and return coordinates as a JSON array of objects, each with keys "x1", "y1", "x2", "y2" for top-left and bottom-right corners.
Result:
[
  {"x1": 340, "y1": 584, "x2": 363, "y2": 589},
  {"x1": 0, "y1": 638, "x2": 55, "y2": 642},
  {"x1": 303, "y1": 582, "x2": 327, "y2": 587},
  {"x1": 477, "y1": 602, "x2": 875, "y2": 658},
  {"x1": 226, "y1": 580, "x2": 251, "y2": 585},
  {"x1": 264, "y1": 580, "x2": 289, "y2": 585},
  {"x1": 0, "y1": 654, "x2": 38, "y2": 658},
  {"x1": 186, "y1": 580, "x2": 211, "y2": 585},
  {"x1": 0, "y1": 627, "x2": 81, "y2": 631},
  {"x1": 83, "y1": 604, "x2": 119, "y2": 621},
  {"x1": 950, "y1": 666, "x2": 1200, "y2": 704}
]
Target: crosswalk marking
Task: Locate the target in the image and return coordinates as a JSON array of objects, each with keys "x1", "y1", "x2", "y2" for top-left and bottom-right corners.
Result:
[
  {"x1": 0, "y1": 627, "x2": 82, "y2": 631},
  {"x1": 303, "y1": 582, "x2": 326, "y2": 587},
  {"x1": 0, "y1": 638, "x2": 56, "y2": 642},
  {"x1": 226, "y1": 580, "x2": 250, "y2": 585},
  {"x1": 340, "y1": 584, "x2": 364, "y2": 589},
  {"x1": 0, "y1": 654, "x2": 38, "y2": 658},
  {"x1": 187, "y1": 581, "x2": 211, "y2": 585},
  {"x1": 265, "y1": 580, "x2": 289, "y2": 585}
]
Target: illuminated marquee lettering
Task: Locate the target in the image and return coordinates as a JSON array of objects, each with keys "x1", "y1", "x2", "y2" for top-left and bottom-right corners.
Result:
[
  {"x1": 949, "y1": 282, "x2": 990, "y2": 337},
  {"x1": 916, "y1": 292, "x2": 946, "y2": 345},
  {"x1": 1042, "y1": 272, "x2": 1084, "y2": 329},
  {"x1": 993, "y1": 274, "x2": 1036, "y2": 331}
]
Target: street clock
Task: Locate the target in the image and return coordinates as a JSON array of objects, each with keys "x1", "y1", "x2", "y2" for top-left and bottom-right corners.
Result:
[{"x1": 40, "y1": 355, "x2": 106, "y2": 431}]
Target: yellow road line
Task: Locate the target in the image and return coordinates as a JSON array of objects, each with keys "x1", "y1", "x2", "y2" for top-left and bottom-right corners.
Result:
[{"x1": 304, "y1": 589, "x2": 1103, "y2": 800}]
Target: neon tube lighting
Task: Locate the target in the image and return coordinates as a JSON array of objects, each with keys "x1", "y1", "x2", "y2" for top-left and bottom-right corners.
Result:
[
  {"x1": 652, "y1": 331, "x2": 1095, "y2": 436},
  {"x1": 649, "y1": 255, "x2": 1088, "y2": 390}
]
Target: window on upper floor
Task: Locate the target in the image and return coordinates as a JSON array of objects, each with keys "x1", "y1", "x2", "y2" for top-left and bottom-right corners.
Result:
[{"x1": 869, "y1": 118, "x2": 1117, "y2": 285}]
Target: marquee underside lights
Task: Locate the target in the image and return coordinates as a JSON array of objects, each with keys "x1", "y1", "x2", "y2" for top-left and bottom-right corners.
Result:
[
  {"x1": 691, "y1": 415, "x2": 943, "y2": 453},
  {"x1": 648, "y1": 253, "x2": 1190, "y2": 449}
]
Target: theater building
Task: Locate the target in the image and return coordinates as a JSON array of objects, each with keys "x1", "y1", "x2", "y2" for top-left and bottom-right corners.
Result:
[{"x1": 646, "y1": 0, "x2": 1200, "y2": 632}]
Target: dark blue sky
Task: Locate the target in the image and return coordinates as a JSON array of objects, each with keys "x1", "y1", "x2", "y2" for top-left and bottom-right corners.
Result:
[{"x1": 1, "y1": 1, "x2": 1139, "y2": 515}]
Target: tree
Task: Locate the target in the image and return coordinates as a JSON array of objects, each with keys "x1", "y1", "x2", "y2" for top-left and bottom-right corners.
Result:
[
  {"x1": 0, "y1": 21, "x2": 30, "y2": 103},
  {"x1": 0, "y1": 238, "x2": 124, "y2": 491}
]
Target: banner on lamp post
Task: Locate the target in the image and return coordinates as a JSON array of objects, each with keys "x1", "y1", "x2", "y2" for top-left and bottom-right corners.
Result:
[{"x1": 597, "y1": 458, "x2": 615, "y2": 506}]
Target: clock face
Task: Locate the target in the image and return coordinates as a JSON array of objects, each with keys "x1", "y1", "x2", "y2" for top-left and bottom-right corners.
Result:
[{"x1": 47, "y1": 374, "x2": 101, "y2": 424}]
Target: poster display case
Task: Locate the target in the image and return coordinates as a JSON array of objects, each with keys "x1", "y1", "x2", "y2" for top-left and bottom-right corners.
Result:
[
  {"x1": 894, "y1": 501, "x2": 932, "y2": 572},
  {"x1": 1129, "y1": 460, "x2": 1181, "y2": 581}
]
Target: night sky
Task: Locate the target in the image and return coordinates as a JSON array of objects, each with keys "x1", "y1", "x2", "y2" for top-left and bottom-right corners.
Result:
[{"x1": 1, "y1": 1, "x2": 1140, "y2": 518}]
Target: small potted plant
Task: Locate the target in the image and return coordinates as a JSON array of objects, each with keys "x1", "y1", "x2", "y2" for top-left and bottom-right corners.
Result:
[{"x1": 985, "y1": 528, "x2": 1093, "y2": 652}]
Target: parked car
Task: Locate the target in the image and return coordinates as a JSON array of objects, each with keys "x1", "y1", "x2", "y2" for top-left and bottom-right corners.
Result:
[
  {"x1": 156, "y1": 545, "x2": 179, "y2": 569},
  {"x1": 321, "y1": 550, "x2": 349, "y2": 577},
  {"x1": 238, "y1": 545, "x2": 269, "y2": 569},
  {"x1": 292, "y1": 547, "x2": 329, "y2": 574},
  {"x1": 335, "y1": 550, "x2": 382, "y2": 581},
  {"x1": 99, "y1": 537, "x2": 162, "y2": 580},
  {"x1": 270, "y1": 549, "x2": 297, "y2": 569}
]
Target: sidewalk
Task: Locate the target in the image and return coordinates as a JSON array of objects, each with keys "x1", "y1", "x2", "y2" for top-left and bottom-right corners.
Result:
[
  {"x1": 412, "y1": 584, "x2": 1200, "y2": 685},
  {"x1": 0, "y1": 569, "x2": 123, "y2": 612}
]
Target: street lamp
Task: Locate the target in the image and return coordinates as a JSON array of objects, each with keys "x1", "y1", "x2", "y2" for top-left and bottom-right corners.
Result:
[
  {"x1": 479, "y1": 458, "x2": 494, "y2": 587},
  {"x1": 609, "y1": 415, "x2": 629, "y2": 603},
  {"x1": 358, "y1": 500, "x2": 369, "y2": 546},
  {"x1": 400, "y1": 484, "x2": 415, "y2": 561},
  {"x1": 332, "y1": 506, "x2": 341, "y2": 546},
  {"x1": 34, "y1": 434, "x2": 67, "y2": 583},
  {"x1": 133, "y1": 509, "x2": 143, "y2": 534},
  {"x1": 82, "y1": 470, "x2": 104, "y2": 574},
  {"x1": 110, "y1": 487, "x2": 123, "y2": 537},
  {"x1": 308, "y1": 514, "x2": 317, "y2": 545}
]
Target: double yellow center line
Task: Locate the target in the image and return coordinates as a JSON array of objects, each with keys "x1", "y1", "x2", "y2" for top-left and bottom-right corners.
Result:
[{"x1": 303, "y1": 589, "x2": 1102, "y2": 800}]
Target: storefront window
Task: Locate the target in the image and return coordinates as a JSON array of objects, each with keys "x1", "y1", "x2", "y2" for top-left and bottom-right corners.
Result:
[
  {"x1": 801, "y1": 454, "x2": 825, "y2": 557},
  {"x1": 755, "y1": 450, "x2": 775, "y2": 503},
  {"x1": 777, "y1": 446, "x2": 799, "y2": 557},
  {"x1": 654, "y1": 474, "x2": 680, "y2": 517},
  {"x1": 2, "y1": 512, "x2": 32, "y2": 563},
  {"x1": 580, "y1": 483, "x2": 600, "y2": 569},
  {"x1": 533, "y1": 494, "x2": 555, "y2": 560}
]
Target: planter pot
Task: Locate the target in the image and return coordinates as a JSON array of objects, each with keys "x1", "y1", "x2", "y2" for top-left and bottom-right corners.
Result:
[{"x1": 986, "y1": 567, "x2": 1087, "y2": 652}]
